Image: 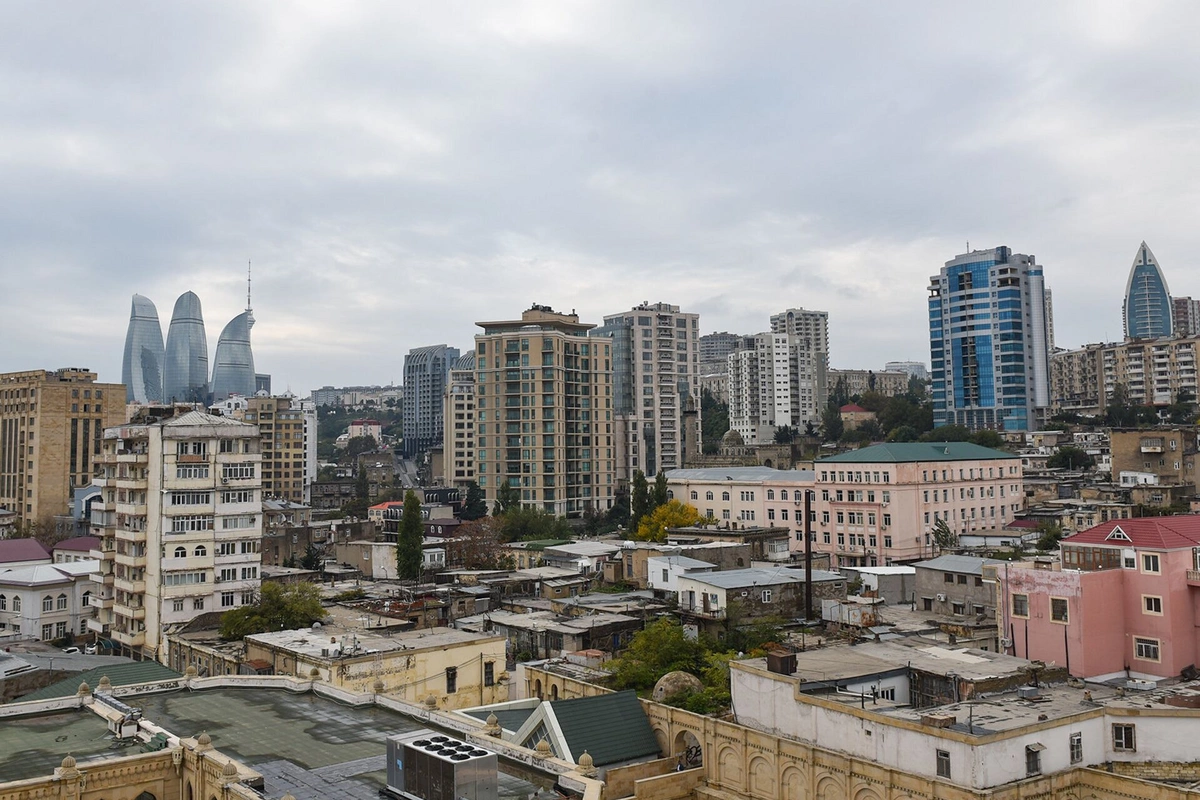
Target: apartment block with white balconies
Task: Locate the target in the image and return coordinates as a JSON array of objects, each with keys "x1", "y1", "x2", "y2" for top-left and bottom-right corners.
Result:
[{"x1": 89, "y1": 409, "x2": 263, "y2": 662}]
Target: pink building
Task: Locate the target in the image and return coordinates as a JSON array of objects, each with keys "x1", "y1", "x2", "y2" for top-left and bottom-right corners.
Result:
[
  {"x1": 996, "y1": 516, "x2": 1200, "y2": 681},
  {"x1": 349, "y1": 418, "x2": 383, "y2": 443},
  {"x1": 815, "y1": 442, "x2": 1023, "y2": 567}
]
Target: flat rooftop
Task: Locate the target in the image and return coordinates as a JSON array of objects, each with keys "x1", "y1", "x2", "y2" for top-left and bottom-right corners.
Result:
[
  {"x1": 247, "y1": 625, "x2": 498, "y2": 659},
  {"x1": 0, "y1": 709, "x2": 116, "y2": 783}
]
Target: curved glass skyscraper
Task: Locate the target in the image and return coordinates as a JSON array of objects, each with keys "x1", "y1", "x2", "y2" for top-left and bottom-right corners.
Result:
[
  {"x1": 163, "y1": 291, "x2": 210, "y2": 403},
  {"x1": 121, "y1": 294, "x2": 166, "y2": 403},
  {"x1": 210, "y1": 310, "x2": 257, "y2": 402},
  {"x1": 1123, "y1": 241, "x2": 1173, "y2": 340}
]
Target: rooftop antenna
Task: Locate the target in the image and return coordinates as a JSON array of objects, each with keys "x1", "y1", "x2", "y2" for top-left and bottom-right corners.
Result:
[{"x1": 247, "y1": 260, "x2": 253, "y2": 312}]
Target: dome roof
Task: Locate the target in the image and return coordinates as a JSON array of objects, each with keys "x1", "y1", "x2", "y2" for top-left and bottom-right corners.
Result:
[
  {"x1": 721, "y1": 429, "x2": 745, "y2": 446},
  {"x1": 652, "y1": 670, "x2": 704, "y2": 702}
]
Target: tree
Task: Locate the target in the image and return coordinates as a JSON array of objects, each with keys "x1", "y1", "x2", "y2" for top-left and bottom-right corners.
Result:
[
  {"x1": 1036, "y1": 519, "x2": 1064, "y2": 552},
  {"x1": 492, "y1": 481, "x2": 520, "y2": 516},
  {"x1": 346, "y1": 435, "x2": 377, "y2": 460},
  {"x1": 773, "y1": 425, "x2": 797, "y2": 444},
  {"x1": 607, "y1": 619, "x2": 708, "y2": 691},
  {"x1": 1047, "y1": 446, "x2": 1095, "y2": 470},
  {"x1": 607, "y1": 483, "x2": 631, "y2": 529},
  {"x1": 921, "y1": 424, "x2": 972, "y2": 443},
  {"x1": 700, "y1": 390, "x2": 730, "y2": 453},
  {"x1": 932, "y1": 518, "x2": 958, "y2": 552},
  {"x1": 1105, "y1": 383, "x2": 1139, "y2": 428},
  {"x1": 635, "y1": 500, "x2": 703, "y2": 542},
  {"x1": 461, "y1": 481, "x2": 488, "y2": 521},
  {"x1": 445, "y1": 517, "x2": 510, "y2": 569},
  {"x1": 299, "y1": 544, "x2": 324, "y2": 571},
  {"x1": 219, "y1": 582, "x2": 326, "y2": 640},
  {"x1": 821, "y1": 404, "x2": 843, "y2": 442},
  {"x1": 630, "y1": 470, "x2": 650, "y2": 531},
  {"x1": 497, "y1": 506, "x2": 571, "y2": 543},
  {"x1": 396, "y1": 490, "x2": 424, "y2": 580},
  {"x1": 887, "y1": 425, "x2": 919, "y2": 443},
  {"x1": 355, "y1": 464, "x2": 369, "y2": 501},
  {"x1": 651, "y1": 470, "x2": 669, "y2": 510},
  {"x1": 970, "y1": 430, "x2": 1004, "y2": 449},
  {"x1": 1168, "y1": 388, "x2": 1197, "y2": 425}
]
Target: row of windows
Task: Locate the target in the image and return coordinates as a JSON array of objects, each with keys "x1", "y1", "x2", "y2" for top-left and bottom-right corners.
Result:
[
  {"x1": 0, "y1": 593, "x2": 75, "y2": 612},
  {"x1": 170, "y1": 490, "x2": 258, "y2": 505}
]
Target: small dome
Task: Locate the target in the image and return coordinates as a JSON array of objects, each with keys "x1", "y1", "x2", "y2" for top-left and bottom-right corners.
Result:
[
  {"x1": 97, "y1": 675, "x2": 113, "y2": 690},
  {"x1": 61, "y1": 754, "x2": 77, "y2": 769},
  {"x1": 535, "y1": 739, "x2": 552, "y2": 756},
  {"x1": 485, "y1": 712, "x2": 499, "y2": 726},
  {"x1": 196, "y1": 731, "x2": 212, "y2": 746},
  {"x1": 282, "y1": 794, "x2": 297, "y2": 800},
  {"x1": 425, "y1": 694, "x2": 438, "y2": 708},
  {"x1": 721, "y1": 429, "x2": 744, "y2": 446},
  {"x1": 373, "y1": 678, "x2": 386, "y2": 693},
  {"x1": 652, "y1": 671, "x2": 704, "y2": 702},
  {"x1": 578, "y1": 751, "x2": 593, "y2": 768},
  {"x1": 309, "y1": 667, "x2": 321, "y2": 680},
  {"x1": 77, "y1": 682, "x2": 91, "y2": 696},
  {"x1": 184, "y1": 665, "x2": 198, "y2": 678},
  {"x1": 222, "y1": 760, "x2": 239, "y2": 778}
]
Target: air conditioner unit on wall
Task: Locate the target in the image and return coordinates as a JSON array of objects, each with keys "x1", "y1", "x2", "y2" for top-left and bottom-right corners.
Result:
[{"x1": 936, "y1": 593, "x2": 947, "y2": 602}]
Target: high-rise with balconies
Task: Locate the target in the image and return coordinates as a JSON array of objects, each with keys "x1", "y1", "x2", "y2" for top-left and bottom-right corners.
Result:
[
  {"x1": 929, "y1": 246, "x2": 1050, "y2": 432},
  {"x1": 442, "y1": 352, "x2": 477, "y2": 488},
  {"x1": 1124, "y1": 241, "x2": 1173, "y2": 341},
  {"x1": 89, "y1": 408, "x2": 262, "y2": 662},
  {"x1": 402, "y1": 345, "x2": 460, "y2": 457},
  {"x1": 474, "y1": 305, "x2": 614, "y2": 517}
]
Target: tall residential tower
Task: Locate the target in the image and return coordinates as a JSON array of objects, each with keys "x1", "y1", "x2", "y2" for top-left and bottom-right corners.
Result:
[
  {"x1": 402, "y1": 345, "x2": 459, "y2": 457},
  {"x1": 121, "y1": 295, "x2": 166, "y2": 404},
  {"x1": 163, "y1": 292, "x2": 210, "y2": 404},
  {"x1": 929, "y1": 246, "x2": 1050, "y2": 432},
  {"x1": 1123, "y1": 242, "x2": 1172, "y2": 340}
]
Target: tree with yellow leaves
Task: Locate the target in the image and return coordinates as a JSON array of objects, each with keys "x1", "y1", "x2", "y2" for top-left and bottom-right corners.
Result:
[{"x1": 635, "y1": 499, "x2": 704, "y2": 542}]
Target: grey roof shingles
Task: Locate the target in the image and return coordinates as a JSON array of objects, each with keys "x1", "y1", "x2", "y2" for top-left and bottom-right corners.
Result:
[
  {"x1": 817, "y1": 442, "x2": 1017, "y2": 464},
  {"x1": 547, "y1": 690, "x2": 660, "y2": 766}
]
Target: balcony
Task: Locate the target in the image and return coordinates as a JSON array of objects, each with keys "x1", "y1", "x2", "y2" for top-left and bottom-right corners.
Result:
[
  {"x1": 112, "y1": 630, "x2": 145, "y2": 648},
  {"x1": 86, "y1": 618, "x2": 110, "y2": 635},
  {"x1": 90, "y1": 570, "x2": 114, "y2": 586},
  {"x1": 92, "y1": 593, "x2": 115, "y2": 610},
  {"x1": 679, "y1": 604, "x2": 725, "y2": 620},
  {"x1": 1141, "y1": 438, "x2": 1165, "y2": 454},
  {"x1": 115, "y1": 552, "x2": 147, "y2": 569},
  {"x1": 1187, "y1": 570, "x2": 1200, "y2": 587}
]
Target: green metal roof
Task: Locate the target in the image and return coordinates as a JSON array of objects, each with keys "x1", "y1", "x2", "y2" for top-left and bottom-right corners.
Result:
[
  {"x1": 18, "y1": 661, "x2": 182, "y2": 702},
  {"x1": 518, "y1": 539, "x2": 573, "y2": 551},
  {"x1": 817, "y1": 442, "x2": 1016, "y2": 464},
  {"x1": 548, "y1": 690, "x2": 660, "y2": 766},
  {"x1": 463, "y1": 706, "x2": 537, "y2": 732}
]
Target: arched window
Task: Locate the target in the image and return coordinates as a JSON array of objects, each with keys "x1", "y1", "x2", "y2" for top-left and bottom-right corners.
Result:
[
  {"x1": 82, "y1": 591, "x2": 91, "y2": 607},
  {"x1": 56, "y1": 593, "x2": 67, "y2": 610},
  {"x1": 780, "y1": 490, "x2": 789, "y2": 500},
  {"x1": 690, "y1": 491, "x2": 698, "y2": 500},
  {"x1": 0, "y1": 594, "x2": 6, "y2": 611},
  {"x1": 174, "y1": 546, "x2": 187, "y2": 558},
  {"x1": 42, "y1": 595, "x2": 53, "y2": 612},
  {"x1": 767, "y1": 490, "x2": 775, "y2": 500},
  {"x1": 194, "y1": 545, "x2": 207, "y2": 557},
  {"x1": 706, "y1": 491, "x2": 713, "y2": 501},
  {"x1": 722, "y1": 492, "x2": 730, "y2": 501},
  {"x1": 12, "y1": 596, "x2": 20, "y2": 612},
  {"x1": 666, "y1": 490, "x2": 674, "y2": 500}
]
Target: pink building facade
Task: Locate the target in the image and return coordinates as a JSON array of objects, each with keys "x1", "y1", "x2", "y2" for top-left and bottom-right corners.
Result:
[
  {"x1": 815, "y1": 442, "x2": 1024, "y2": 567},
  {"x1": 996, "y1": 516, "x2": 1200, "y2": 681}
]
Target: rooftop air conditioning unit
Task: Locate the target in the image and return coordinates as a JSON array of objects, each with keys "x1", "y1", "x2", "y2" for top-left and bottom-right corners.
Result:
[{"x1": 936, "y1": 593, "x2": 947, "y2": 602}]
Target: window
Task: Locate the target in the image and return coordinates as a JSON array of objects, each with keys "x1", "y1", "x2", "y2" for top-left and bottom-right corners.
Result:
[
  {"x1": 0, "y1": 595, "x2": 5, "y2": 611},
  {"x1": 172, "y1": 491, "x2": 212, "y2": 506},
  {"x1": 484, "y1": 662, "x2": 495, "y2": 687},
  {"x1": 56, "y1": 593, "x2": 67, "y2": 610},
  {"x1": 82, "y1": 592, "x2": 91, "y2": 607},
  {"x1": 952, "y1": 602, "x2": 965, "y2": 615},
  {"x1": 172, "y1": 515, "x2": 214, "y2": 533},
  {"x1": 1012, "y1": 593, "x2": 1029, "y2": 617},
  {"x1": 1112, "y1": 724, "x2": 1136, "y2": 751},
  {"x1": 721, "y1": 492, "x2": 730, "y2": 501},
  {"x1": 221, "y1": 591, "x2": 235, "y2": 607},
  {"x1": 446, "y1": 666, "x2": 458, "y2": 694},
  {"x1": 1142, "y1": 553, "x2": 1161, "y2": 573},
  {"x1": 943, "y1": 573, "x2": 954, "y2": 583},
  {"x1": 12, "y1": 597, "x2": 19, "y2": 612},
  {"x1": 662, "y1": 569, "x2": 669, "y2": 583},
  {"x1": 174, "y1": 546, "x2": 187, "y2": 558},
  {"x1": 241, "y1": 567, "x2": 259, "y2": 580},
  {"x1": 1069, "y1": 732, "x2": 1082, "y2": 764},
  {"x1": 176, "y1": 464, "x2": 210, "y2": 479},
  {"x1": 1050, "y1": 597, "x2": 1069, "y2": 623},
  {"x1": 42, "y1": 624, "x2": 53, "y2": 640},
  {"x1": 222, "y1": 463, "x2": 256, "y2": 480},
  {"x1": 221, "y1": 489, "x2": 255, "y2": 504},
  {"x1": 1144, "y1": 595, "x2": 1163, "y2": 614},
  {"x1": 766, "y1": 490, "x2": 775, "y2": 500},
  {"x1": 936, "y1": 749, "x2": 951, "y2": 779},
  {"x1": 957, "y1": 574, "x2": 967, "y2": 585},
  {"x1": 923, "y1": 597, "x2": 933, "y2": 611},
  {"x1": 690, "y1": 491, "x2": 698, "y2": 500},
  {"x1": 1025, "y1": 744, "x2": 1043, "y2": 775},
  {"x1": 42, "y1": 595, "x2": 53, "y2": 612},
  {"x1": 194, "y1": 545, "x2": 207, "y2": 557},
  {"x1": 761, "y1": 590, "x2": 773, "y2": 603},
  {"x1": 1134, "y1": 637, "x2": 1160, "y2": 661},
  {"x1": 173, "y1": 599, "x2": 184, "y2": 612},
  {"x1": 193, "y1": 598, "x2": 205, "y2": 610}
]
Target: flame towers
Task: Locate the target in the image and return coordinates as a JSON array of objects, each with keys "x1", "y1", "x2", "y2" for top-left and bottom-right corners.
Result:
[
  {"x1": 163, "y1": 291, "x2": 211, "y2": 403},
  {"x1": 121, "y1": 294, "x2": 166, "y2": 403},
  {"x1": 210, "y1": 309, "x2": 257, "y2": 402}
]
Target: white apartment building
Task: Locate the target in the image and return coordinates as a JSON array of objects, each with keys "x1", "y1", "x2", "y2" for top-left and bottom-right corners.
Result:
[
  {"x1": 89, "y1": 410, "x2": 263, "y2": 661},
  {"x1": 442, "y1": 351, "x2": 476, "y2": 488},
  {"x1": 0, "y1": 561, "x2": 97, "y2": 641}
]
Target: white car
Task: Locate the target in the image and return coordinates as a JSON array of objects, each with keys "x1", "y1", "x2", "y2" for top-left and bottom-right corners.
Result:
[
  {"x1": 61, "y1": 646, "x2": 81, "y2": 654},
  {"x1": 84, "y1": 645, "x2": 98, "y2": 655}
]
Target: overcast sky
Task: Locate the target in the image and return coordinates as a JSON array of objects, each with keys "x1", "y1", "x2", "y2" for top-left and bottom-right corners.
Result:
[{"x1": 4, "y1": 2, "x2": 1200, "y2": 394}]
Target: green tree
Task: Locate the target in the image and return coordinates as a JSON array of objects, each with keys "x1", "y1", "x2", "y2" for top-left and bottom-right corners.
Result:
[
  {"x1": 821, "y1": 404, "x2": 843, "y2": 442},
  {"x1": 219, "y1": 582, "x2": 326, "y2": 640},
  {"x1": 651, "y1": 470, "x2": 669, "y2": 510},
  {"x1": 345, "y1": 435, "x2": 378, "y2": 460},
  {"x1": 932, "y1": 517, "x2": 958, "y2": 552},
  {"x1": 607, "y1": 619, "x2": 708, "y2": 691},
  {"x1": 921, "y1": 424, "x2": 972, "y2": 442},
  {"x1": 1105, "y1": 383, "x2": 1139, "y2": 427},
  {"x1": 700, "y1": 390, "x2": 730, "y2": 454},
  {"x1": 355, "y1": 464, "x2": 369, "y2": 501},
  {"x1": 630, "y1": 470, "x2": 650, "y2": 531},
  {"x1": 887, "y1": 425, "x2": 919, "y2": 442},
  {"x1": 396, "y1": 490, "x2": 424, "y2": 580},
  {"x1": 1168, "y1": 389, "x2": 1197, "y2": 424},
  {"x1": 1036, "y1": 519, "x2": 1064, "y2": 552},
  {"x1": 497, "y1": 506, "x2": 571, "y2": 543},
  {"x1": 1047, "y1": 446, "x2": 1095, "y2": 470},
  {"x1": 461, "y1": 481, "x2": 488, "y2": 521},
  {"x1": 493, "y1": 481, "x2": 520, "y2": 516},
  {"x1": 299, "y1": 544, "x2": 323, "y2": 571},
  {"x1": 970, "y1": 430, "x2": 1005, "y2": 449},
  {"x1": 607, "y1": 483, "x2": 631, "y2": 528},
  {"x1": 773, "y1": 425, "x2": 797, "y2": 444},
  {"x1": 636, "y1": 499, "x2": 703, "y2": 542}
]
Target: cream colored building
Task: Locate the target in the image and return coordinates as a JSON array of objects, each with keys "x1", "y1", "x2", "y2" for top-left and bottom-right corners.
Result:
[
  {"x1": 243, "y1": 395, "x2": 309, "y2": 502},
  {"x1": 666, "y1": 466, "x2": 814, "y2": 541},
  {"x1": 828, "y1": 368, "x2": 911, "y2": 397},
  {"x1": 815, "y1": 442, "x2": 1024, "y2": 567},
  {"x1": 0, "y1": 368, "x2": 125, "y2": 525},
  {"x1": 90, "y1": 409, "x2": 263, "y2": 661},
  {"x1": 1051, "y1": 336, "x2": 1200, "y2": 415},
  {"x1": 474, "y1": 305, "x2": 615, "y2": 517},
  {"x1": 443, "y1": 351, "x2": 477, "y2": 488},
  {"x1": 244, "y1": 626, "x2": 508, "y2": 708}
]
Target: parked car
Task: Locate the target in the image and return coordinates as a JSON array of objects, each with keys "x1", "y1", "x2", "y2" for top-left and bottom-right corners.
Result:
[
  {"x1": 61, "y1": 647, "x2": 81, "y2": 654},
  {"x1": 84, "y1": 645, "x2": 98, "y2": 655}
]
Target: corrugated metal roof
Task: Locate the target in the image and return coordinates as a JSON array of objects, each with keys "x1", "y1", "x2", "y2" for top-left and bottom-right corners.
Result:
[
  {"x1": 818, "y1": 442, "x2": 1017, "y2": 463},
  {"x1": 665, "y1": 467, "x2": 815, "y2": 482},
  {"x1": 547, "y1": 690, "x2": 660, "y2": 766},
  {"x1": 684, "y1": 567, "x2": 842, "y2": 588},
  {"x1": 19, "y1": 661, "x2": 182, "y2": 702}
]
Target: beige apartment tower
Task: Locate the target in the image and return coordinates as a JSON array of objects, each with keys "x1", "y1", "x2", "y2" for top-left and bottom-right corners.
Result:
[
  {"x1": 89, "y1": 409, "x2": 262, "y2": 661},
  {"x1": 243, "y1": 395, "x2": 310, "y2": 503},
  {"x1": 0, "y1": 368, "x2": 125, "y2": 525},
  {"x1": 442, "y1": 352, "x2": 477, "y2": 488},
  {"x1": 474, "y1": 305, "x2": 615, "y2": 517}
]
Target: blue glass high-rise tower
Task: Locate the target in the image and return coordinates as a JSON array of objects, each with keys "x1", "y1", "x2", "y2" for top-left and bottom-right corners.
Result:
[
  {"x1": 929, "y1": 246, "x2": 1050, "y2": 432},
  {"x1": 121, "y1": 294, "x2": 166, "y2": 404},
  {"x1": 1123, "y1": 241, "x2": 1172, "y2": 340},
  {"x1": 163, "y1": 291, "x2": 210, "y2": 403},
  {"x1": 210, "y1": 309, "x2": 256, "y2": 402}
]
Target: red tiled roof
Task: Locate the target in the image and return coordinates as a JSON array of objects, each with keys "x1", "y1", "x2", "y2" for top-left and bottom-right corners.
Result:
[
  {"x1": 1063, "y1": 516, "x2": 1200, "y2": 550},
  {"x1": 369, "y1": 501, "x2": 405, "y2": 510},
  {"x1": 53, "y1": 535, "x2": 100, "y2": 552},
  {"x1": 840, "y1": 404, "x2": 869, "y2": 413},
  {"x1": 0, "y1": 539, "x2": 52, "y2": 562}
]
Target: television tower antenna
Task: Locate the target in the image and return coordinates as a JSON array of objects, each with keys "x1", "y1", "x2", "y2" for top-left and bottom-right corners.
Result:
[{"x1": 247, "y1": 260, "x2": 252, "y2": 312}]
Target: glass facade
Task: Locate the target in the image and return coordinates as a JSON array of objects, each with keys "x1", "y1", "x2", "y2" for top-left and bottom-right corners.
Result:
[
  {"x1": 163, "y1": 291, "x2": 210, "y2": 404},
  {"x1": 121, "y1": 294, "x2": 165, "y2": 404},
  {"x1": 1123, "y1": 242, "x2": 1172, "y2": 340},
  {"x1": 210, "y1": 310, "x2": 257, "y2": 402}
]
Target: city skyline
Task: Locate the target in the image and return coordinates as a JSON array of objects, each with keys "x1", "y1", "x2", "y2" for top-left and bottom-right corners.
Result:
[{"x1": 4, "y1": 4, "x2": 1200, "y2": 393}]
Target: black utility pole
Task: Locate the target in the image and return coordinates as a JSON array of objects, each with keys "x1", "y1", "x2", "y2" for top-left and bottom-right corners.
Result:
[{"x1": 804, "y1": 489, "x2": 813, "y2": 622}]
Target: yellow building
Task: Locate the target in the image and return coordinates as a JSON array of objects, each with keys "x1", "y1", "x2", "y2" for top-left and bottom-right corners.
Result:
[
  {"x1": 243, "y1": 395, "x2": 309, "y2": 502},
  {"x1": 0, "y1": 368, "x2": 125, "y2": 526}
]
